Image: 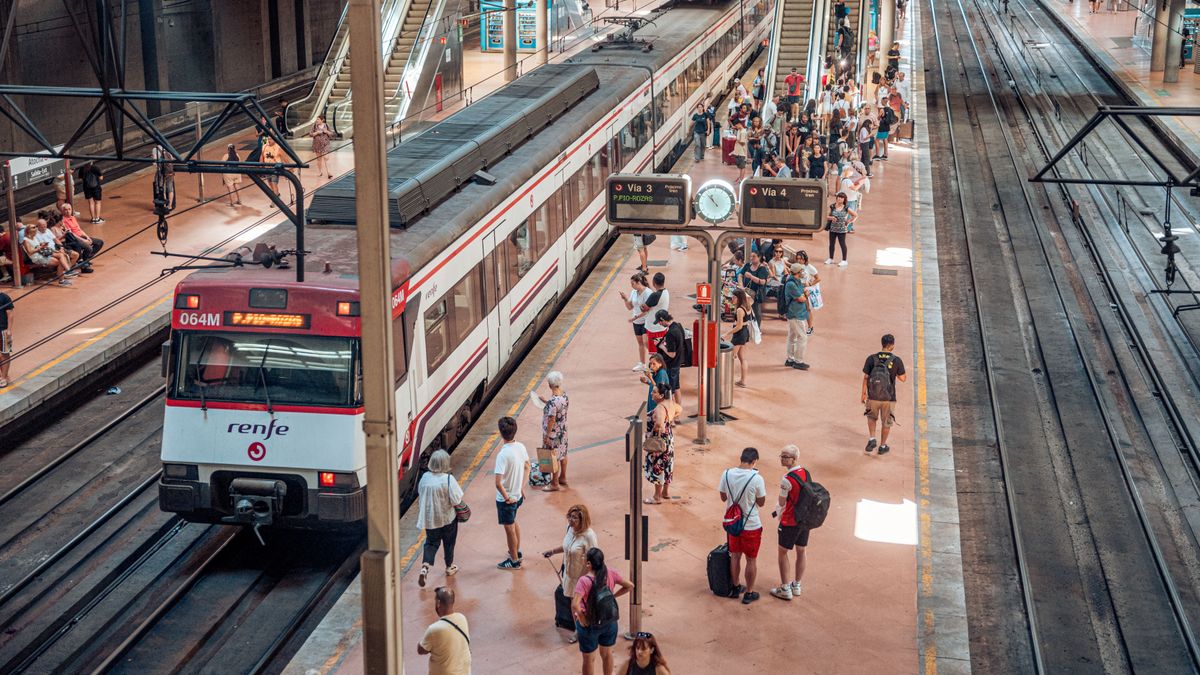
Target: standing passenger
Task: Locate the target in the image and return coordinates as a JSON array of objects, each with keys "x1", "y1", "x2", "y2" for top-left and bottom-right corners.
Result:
[
  {"x1": 416, "y1": 450, "x2": 464, "y2": 588},
  {"x1": 539, "y1": 371, "x2": 571, "y2": 491},
  {"x1": 543, "y1": 504, "x2": 599, "y2": 643},
  {"x1": 494, "y1": 416, "x2": 531, "y2": 569},
  {"x1": 619, "y1": 272, "x2": 650, "y2": 372},
  {"x1": 770, "y1": 444, "x2": 812, "y2": 600},
  {"x1": 723, "y1": 289, "x2": 753, "y2": 388},
  {"x1": 222, "y1": 144, "x2": 244, "y2": 206},
  {"x1": 417, "y1": 587, "x2": 471, "y2": 675},
  {"x1": 718, "y1": 448, "x2": 768, "y2": 604},
  {"x1": 573, "y1": 548, "x2": 635, "y2": 675},
  {"x1": 641, "y1": 273, "x2": 670, "y2": 356},
  {"x1": 310, "y1": 115, "x2": 335, "y2": 178},
  {"x1": 783, "y1": 263, "x2": 811, "y2": 370}
]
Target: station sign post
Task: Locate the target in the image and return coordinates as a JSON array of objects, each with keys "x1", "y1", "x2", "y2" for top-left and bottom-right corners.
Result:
[
  {"x1": 694, "y1": 282, "x2": 712, "y2": 446},
  {"x1": 605, "y1": 173, "x2": 693, "y2": 226}
]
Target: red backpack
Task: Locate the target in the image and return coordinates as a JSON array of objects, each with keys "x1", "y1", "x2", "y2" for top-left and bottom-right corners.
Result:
[{"x1": 721, "y1": 470, "x2": 757, "y2": 536}]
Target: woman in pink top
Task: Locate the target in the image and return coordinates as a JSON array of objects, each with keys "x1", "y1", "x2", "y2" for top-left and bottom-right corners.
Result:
[{"x1": 572, "y1": 548, "x2": 634, "y2": 675}]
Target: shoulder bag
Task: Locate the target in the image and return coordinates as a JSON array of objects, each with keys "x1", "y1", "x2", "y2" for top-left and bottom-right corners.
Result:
[{"x1": 448, "y1": 475, "x2": 471, "y2": 522}]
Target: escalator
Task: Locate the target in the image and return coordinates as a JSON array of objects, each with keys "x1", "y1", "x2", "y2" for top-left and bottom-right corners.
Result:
[{"x1": 766, "y1": 0, "x2": 830, "y2": 104}]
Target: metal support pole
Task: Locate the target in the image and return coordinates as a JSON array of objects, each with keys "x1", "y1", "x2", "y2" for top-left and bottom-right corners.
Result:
[
  {"x1": 537, "y1": 0, "x2": 549, "y2": 66},
  {"x1": 695, "y1": 309, "x2": 708, "y2": 445},
  {"x1": 504, "y1": 0, "x2": 518, "y2": 82},
  {"x1": 707, "y1": 250, "x2": 721, "y2": 422},
  {"x1": 191, "y1": 102, "x2": 206, "y2": 202},
  {"x1": 625, "y1": 410, "x2": 646, "y2": 638},
  {"x1": 63, "y1": 159, "x2": 72, "y2": 205},
  {"x1": 349, "y1": 0, "x2": 404, "y2": 672},
  {"x1": 1165, "y1": 0, "x2": 1187, "y2": 82},
  {"x1": 1152, "y1": 0, "x2": 1171, "y2": 71},
  {"x1": 4, "y1": 163, "x2": 21, "y2": 289}
]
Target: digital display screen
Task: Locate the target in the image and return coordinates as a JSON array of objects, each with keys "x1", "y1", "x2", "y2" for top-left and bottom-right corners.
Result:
[
  {"x1": 749, "y1": 207, "x2": 817, "y2": 226},
  {"x1": 224, "y1": 311, "x2": 311, "y2": 329},
  {"x1": 606, "y1": 175, "x2": 690, "y2": 225},
  {"x1": 740, "y1": 179, "x2": 826, "y2": 231}
]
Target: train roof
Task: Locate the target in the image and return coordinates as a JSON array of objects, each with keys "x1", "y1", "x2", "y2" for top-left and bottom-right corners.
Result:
[{"x1": 196, "y1": 1, "x2": 734, "y2": 288}]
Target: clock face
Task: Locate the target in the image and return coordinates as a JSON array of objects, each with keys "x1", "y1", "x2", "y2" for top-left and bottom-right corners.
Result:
[{"x1": 694, "y1": 180, "x2": 737, "y2": 224}]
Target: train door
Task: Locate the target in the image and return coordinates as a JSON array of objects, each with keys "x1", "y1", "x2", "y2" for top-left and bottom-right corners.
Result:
[
  {"x1": 484, "y1": 231, "x2": 509, "y2": 378},
  {"x1": 393, "y1": 288, "x2": 423, "y2": 473}
]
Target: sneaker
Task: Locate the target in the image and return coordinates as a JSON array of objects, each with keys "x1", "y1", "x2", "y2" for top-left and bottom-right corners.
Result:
[
  {"x1": 93, "y1": 218, "x2": 105, "y2": 224},
  {"x1": 728, "y1": 584, "x2": 745, "y2": 599},
  {"x1": 770, "y1": 586, "x2": 793, "y2": 601},
  {"x1": 58, "y1": 278, "x2": 72, "y2": 286},
  {"x1": 741, "y1": 591, "x2": 760, "y2": 604},
  {"x1": 838, "y1": 260, "x2": 848, "y2": 267},
  {"x1": 791, "y1": 581, "x2": 802, "y2": 596},
  {"x1": 497, "y1": 558, "x2": 522, "y2": 570},
  {"x1": 446, "y1": 564, "x2": 459, "y2": 576},
  {"x1": 785, "y1": 359, "x2": 797, "y2": 367},
  {"x1": 418, "y1": 564, "x2": 429, "y2": 587},
  {"x1": 632, "y1": 363, "x2": 646, "y2": 372},
  {"x1": 824, "y1": 258, "x2": 834, "y2": 265},
  {"x1": 878, "y1": 444, "x2": 891, "y2": 456},
  {"x1": 806, "y1": 327, "x2": 813, "y2": 335},
  {"x1": 81, "y1": 266, "x2": 94, "y2": 273},
  {"x1": 866, "y1": 173, "x2": 873, "y2": 178},
  {"x1": 792, "y1": 362, "x2": 810, "y2": 370},
  {"x1": 865, "y1": 438, "x2": 878, "y2": 453},
  {"x1": 64, "y1": 269, "x2": 80, "y2": 277},
  {"x1": 679, "y1": 246, "x2": 689, "y2": 251}
]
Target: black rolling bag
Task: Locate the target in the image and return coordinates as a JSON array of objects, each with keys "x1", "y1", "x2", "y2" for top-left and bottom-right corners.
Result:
[{"x1": 707, "y1": 543, "x2": 734, "y2": 597}]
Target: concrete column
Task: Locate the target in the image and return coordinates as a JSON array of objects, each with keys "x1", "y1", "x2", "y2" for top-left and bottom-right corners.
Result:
[
  {"x1": 504, "y1": 0, "x2": 517, "y2": 81},
  {"x1": 537, "y1": 0, "x2": 549, "y2": 65},
  {"x1": 878, "y1": 0, "x2": 895, "y2": 78},
  {"x1": 1164, "y1": 0, "x2": 1186, "y2": 82},
  {"x1": 1151, "y1": 0, "x2": 1170, "y2": 71}
]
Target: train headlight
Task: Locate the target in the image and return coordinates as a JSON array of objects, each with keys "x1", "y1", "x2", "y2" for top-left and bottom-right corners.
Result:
[{"x1": 163, "y1": 463, "x2": 198, "y2": 480}]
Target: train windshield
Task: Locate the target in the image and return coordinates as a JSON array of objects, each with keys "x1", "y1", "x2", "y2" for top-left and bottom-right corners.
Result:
[{"x1": 173, "y1": 332, "x2": 362, "y2": 407}]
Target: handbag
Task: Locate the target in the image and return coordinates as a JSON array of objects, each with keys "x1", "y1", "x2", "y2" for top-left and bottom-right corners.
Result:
[
  {"x1": 448, "y1": 475, "x2": 470, "y2": 522},
  {"x1": 749, "y1": 319, "x2": 762, "y2": 345},
  {"x1": 807, "y1": 283, "x2": 824, "y2": 311},
  {"x1": 537, "y1": 446, "x2": 560, "y2": 475},
  {"x1": 643, "y1": 434, "x2": 667, "y2": 455}
]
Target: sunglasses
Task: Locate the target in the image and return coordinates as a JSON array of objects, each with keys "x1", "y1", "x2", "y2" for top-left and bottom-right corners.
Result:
[{"x1": 634, "y1": 632, "x2": 654, "y2": 639}]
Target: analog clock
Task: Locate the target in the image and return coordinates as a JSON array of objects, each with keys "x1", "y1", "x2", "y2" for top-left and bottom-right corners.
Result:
[{"x1": 693, "y1": 179, "x2": 737, "y2": 224}]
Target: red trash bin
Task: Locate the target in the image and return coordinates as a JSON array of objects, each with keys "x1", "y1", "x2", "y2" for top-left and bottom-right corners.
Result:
[{"x1": 721, "y1": 135, "x2": 736, "y2": 165}]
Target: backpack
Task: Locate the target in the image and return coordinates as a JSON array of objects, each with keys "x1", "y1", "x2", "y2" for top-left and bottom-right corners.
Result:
[
  {"x1": 867, "y1": 353, "x2": 896, "y2": 402},
  {"x1": 679, "y1": 324, "x2": 694, "y2": 368},
  {"x1": 721, "y1": 470, "x2": 757, "y2": 536},
  {"x1": 589, "y1": 576, "x2": 620, "y2": 625},
  {"x1": 787, "y1": 469, "x2": 832, "y2": 529}
]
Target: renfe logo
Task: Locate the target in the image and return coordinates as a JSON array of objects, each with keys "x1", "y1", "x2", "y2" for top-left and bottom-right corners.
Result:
[{"x1": 227, "y1": 419, "x2": 290, "y2": 440}]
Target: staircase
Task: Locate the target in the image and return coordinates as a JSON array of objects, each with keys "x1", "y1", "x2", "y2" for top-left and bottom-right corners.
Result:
[{"x1": 769, "y1": 0, "x2": 819, "y2": 101}]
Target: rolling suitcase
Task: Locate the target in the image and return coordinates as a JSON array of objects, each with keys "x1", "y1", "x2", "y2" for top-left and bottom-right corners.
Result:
[
  {"x1": 707, "y1": 543, "x2": 733, "y2": 597},
  {"x1": 549, "y1": 554, "x2": 575, "y2": 630}
]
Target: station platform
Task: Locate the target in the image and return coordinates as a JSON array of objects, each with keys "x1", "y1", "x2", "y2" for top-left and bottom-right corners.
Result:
[
  {"x1": 1038, "y1": 0, "x2": 1200, "y2": 145},
  {"x1": 0, "y1": 0, "x2": 663, "y2": 428},
  {"x1": 285, "y1": 7, "x2": 969, "y2": 672}
]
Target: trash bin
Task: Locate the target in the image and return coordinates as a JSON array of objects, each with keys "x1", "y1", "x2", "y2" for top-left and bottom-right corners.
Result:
[{"x1": 718, "y1": 341, "x2": 734, "y2": 410}]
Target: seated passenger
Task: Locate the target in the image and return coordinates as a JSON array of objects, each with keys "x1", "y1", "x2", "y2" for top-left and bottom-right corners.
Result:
[
  {"x1": 58, "y1": 203, "x2": 103, "y2": 269},
  {"x1": 23, "y1": 218, "x2": 75, "y2": 285}
]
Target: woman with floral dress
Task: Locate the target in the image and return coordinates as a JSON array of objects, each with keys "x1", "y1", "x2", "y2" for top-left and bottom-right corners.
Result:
[
  {"x1": 642, "y1": 383, "x2": 679, "y2": 504},
  {"x1": 538, "y1": 370, "x2": 570, "y2": 491}
]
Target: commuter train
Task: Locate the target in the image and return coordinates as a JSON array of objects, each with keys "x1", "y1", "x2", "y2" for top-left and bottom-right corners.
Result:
[{"x1": 158, "y1": 0, "x2": 775, "y2": 528}]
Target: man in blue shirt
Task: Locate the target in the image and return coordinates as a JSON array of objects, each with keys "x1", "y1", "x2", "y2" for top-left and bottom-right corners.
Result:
[{"x1": 784, "y1": 263, "x2": 810, "y2": 370}]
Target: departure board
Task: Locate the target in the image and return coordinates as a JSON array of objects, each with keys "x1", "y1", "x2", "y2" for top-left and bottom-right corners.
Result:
[
  {"x1": 739, "y1": 178, "x2": 826, "y2": 232},
  {"x1": 606, "y1": 174, "x2": 692, "y2": 226}
]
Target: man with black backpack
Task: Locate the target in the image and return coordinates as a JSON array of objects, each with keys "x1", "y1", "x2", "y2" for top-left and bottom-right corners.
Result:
[
  {"x1": 862, "y1": 334, "x2": 907, "y2": 456},
  {"x1": 770, "y1": 444, "x2": 813, "y2": 601}
]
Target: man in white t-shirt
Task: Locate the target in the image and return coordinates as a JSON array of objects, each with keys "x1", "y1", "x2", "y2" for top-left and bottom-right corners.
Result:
[
  {"x1": 641, "y1": 272, "x2": 670, "y2": 355},
  {"x1": 718, "y1": 447, "x2": 768, "y2": 604},
  {"x1": 418, "y1": 587, "x2": 471, "y2": 675},
  {"x1": 494, "y1": 416, "x2": 531, "y2": 570}
]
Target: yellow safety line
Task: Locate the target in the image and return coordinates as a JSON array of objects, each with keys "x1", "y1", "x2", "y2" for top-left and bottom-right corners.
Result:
[
  {"x1": 1, "y1": 293, "x2": 172, "y2": 392},
  {"x1": 397, "y1": 250, "x2": 629, "y2": 569}
]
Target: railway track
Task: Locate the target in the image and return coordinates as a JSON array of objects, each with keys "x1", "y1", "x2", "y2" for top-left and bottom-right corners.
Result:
[
  {"x1": 0, "y1": 362, "x2": 364, "y2": 673},
  {"x1": 923, "y1": 0, "x2": 1200, "y2": 669}
]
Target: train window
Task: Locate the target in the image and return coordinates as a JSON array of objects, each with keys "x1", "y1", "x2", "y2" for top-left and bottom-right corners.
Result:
[
  {"x1": 174, "y1": 332, "x2": 358, "y2": 406},
  {"x1": 609, "y1": 137, "x2": 621, "y2": 172},
  {"x1": 599, "y1": 143, "x2": 610, "y2": 183},
  {"x1": 545, "y1": 191, "x2": 563, "y2": 240},
  {"x1": 393, "y1": 314, "x2": 408, "y2": 383},
  {"x1": 504, "y1": 220, "x2": 534, "y2": 288},
  {"x1": 574, "y1": 165, "x2": 591, "y2": 217},
  {"x1": 483, "y1": 250, "x2": 499, "y2": 314},
  {"x1": 449, "y1": 270, "x2": 483, "y2": 344},
  {"x1": 531, "y1": 199, "x2": 554, "y2": 257},
  {"x1": 425, "y1": 299, "x2": 450, "y2": 373}
]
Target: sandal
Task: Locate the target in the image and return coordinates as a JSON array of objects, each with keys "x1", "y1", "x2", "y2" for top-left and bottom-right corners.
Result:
[
  {"x1": 446, "y1": 564, "x2": 458, "y2": 576},
  {"x1": 735, "y1": 381, "x2": 747, "y2": 388},
  {"x1": 542, "y1": 485, "x2": 561, "y2": 492},
  {"x1": 642, "y1": 497, "x2": 662, "y2": 505},
  {"x1": 418, "y1": 564, "x2": 429, "y2": 587}
]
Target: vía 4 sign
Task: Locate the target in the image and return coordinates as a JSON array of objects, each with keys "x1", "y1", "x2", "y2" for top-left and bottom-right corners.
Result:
[{"x1": 740, "y1": 177, "x2": 826, "y2": 232}]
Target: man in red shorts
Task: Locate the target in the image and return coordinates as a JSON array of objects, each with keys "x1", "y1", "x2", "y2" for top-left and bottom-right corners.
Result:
[{"x1": 718, "y1": 447, "x2": 767, "y2": 604}]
